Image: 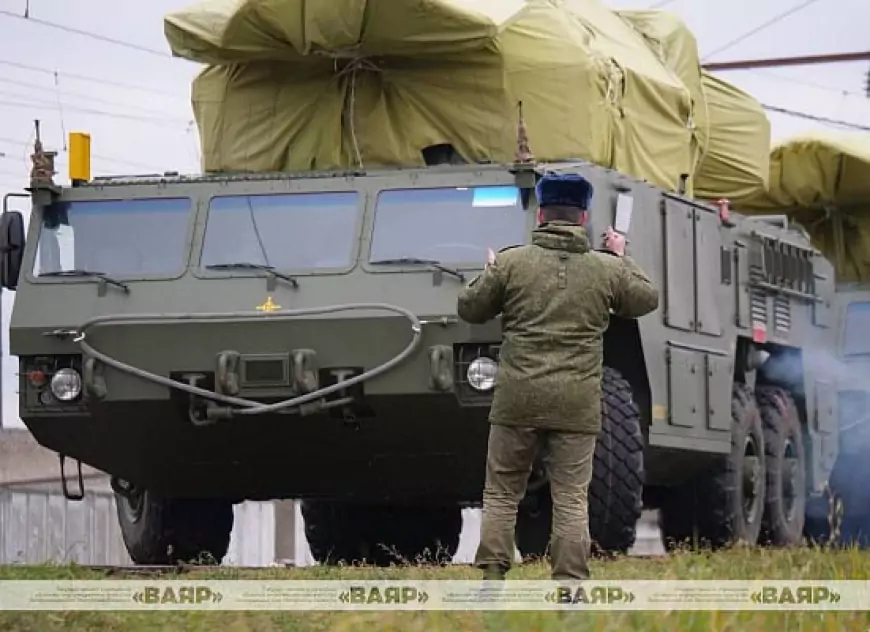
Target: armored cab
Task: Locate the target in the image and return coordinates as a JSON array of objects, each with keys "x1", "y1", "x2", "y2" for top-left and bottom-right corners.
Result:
[{"x1": 0, "y1": 131, "x2": 841, "y2": 566}]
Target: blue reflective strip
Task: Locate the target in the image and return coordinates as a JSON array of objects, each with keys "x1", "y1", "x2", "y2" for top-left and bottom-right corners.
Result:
[
  {"x1": 377, "y1": 185, "x2": 521, "y2": 208},
  {"x1": 472, "y1": 186, "x2": 519, "y2": 208}
]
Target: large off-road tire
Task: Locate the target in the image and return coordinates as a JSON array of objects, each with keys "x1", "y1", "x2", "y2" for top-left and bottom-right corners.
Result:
[
  {"x1": 590, "y1": 366, "x2": 645, "y2": 554},
  {"x1": 804, "y1": 453, "x2": 870, "y2": 548},
  {"x1": 515, "y1": 366, "x2": 644, "y2": 557},
  {"x1": 115, "y1": 489, "x2": 234, "y2": 565},
  {"x1": 658, "y1": 383, "x2": 766, "y2": 550},
  {"x1": 756, "y1": 386, "x2": 807, "y2": 547},
  {"x1": 301, "y1": 501, "x2": 462, "y2": 566}
]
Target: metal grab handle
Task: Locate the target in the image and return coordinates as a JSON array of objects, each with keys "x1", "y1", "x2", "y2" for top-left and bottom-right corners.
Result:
[{"x1": 64, "y1": 303, "x2": 424, "y2": 417}]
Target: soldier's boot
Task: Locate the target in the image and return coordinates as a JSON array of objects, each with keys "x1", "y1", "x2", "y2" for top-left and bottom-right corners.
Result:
[
  {"x1": 481, "y1": 563, "x2": 508, "y2": 581},
  {"x1": 549, "y1": 536, "x2": 591, "y2": 582}
]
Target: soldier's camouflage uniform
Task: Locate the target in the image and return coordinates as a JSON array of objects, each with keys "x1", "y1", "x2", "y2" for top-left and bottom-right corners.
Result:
[{"x1": 457, "y1": 220, "x2": 659, "y2": 581}]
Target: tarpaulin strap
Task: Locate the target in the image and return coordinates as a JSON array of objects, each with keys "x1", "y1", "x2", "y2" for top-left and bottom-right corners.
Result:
[
  {"x1": 315, "y1": 48, "x2": 383, "y2": 169},
  {"x1": 824, "y1": 204, "x2": 847, "y2": 276},
  {"x1": 603, "y1": 59, "x2": 624, "y2": 111}
]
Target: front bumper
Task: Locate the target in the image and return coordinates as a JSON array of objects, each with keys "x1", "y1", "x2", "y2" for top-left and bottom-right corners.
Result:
[{"x1": 23, "y1": 393, "x2": 492, "y2": 503}]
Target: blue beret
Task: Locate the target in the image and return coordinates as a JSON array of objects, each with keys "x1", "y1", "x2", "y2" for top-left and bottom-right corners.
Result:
[{"x1": 535, "y1": 173, "x2": 594, "y2": 209}]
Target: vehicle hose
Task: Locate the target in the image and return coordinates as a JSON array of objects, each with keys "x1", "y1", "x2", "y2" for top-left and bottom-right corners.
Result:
[{"x1": 68, "y1": 303, "x2": 423, "y2": 416}]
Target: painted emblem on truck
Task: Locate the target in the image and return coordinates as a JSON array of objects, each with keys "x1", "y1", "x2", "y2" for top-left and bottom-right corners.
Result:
[{"x1": 256, "y1": 296, "x2": 281, "y2": 312}]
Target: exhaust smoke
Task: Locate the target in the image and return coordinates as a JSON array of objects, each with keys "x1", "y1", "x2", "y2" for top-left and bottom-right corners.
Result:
[{"x1": 761, "y1": 344, "x2": 870, "y2": 546}]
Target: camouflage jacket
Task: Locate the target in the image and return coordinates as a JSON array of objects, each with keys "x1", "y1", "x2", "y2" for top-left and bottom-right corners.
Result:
[{"x1": 456, "y1": 222, "x2": 659, "y2": 434}]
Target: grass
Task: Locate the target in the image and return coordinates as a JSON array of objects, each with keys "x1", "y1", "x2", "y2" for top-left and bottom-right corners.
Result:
[{"x1": 1, "y1": 546, "x2": 869, "y2": 631}]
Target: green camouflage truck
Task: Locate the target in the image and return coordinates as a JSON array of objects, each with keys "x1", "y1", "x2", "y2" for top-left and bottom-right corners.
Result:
[{"x1": 0, "y1": 134, "x2": 864, "y2": 566}]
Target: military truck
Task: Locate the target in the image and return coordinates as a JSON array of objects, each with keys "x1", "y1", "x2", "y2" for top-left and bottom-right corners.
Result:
[
  {"x1": 802, "y1": 285, "x2": 870, "y2": 548},
  {"x1": 0, "y1": 131, "x2": 851, "y2": 566}
]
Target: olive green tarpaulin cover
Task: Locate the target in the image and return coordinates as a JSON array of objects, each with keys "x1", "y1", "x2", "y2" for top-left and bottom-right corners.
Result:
[
  {"x1": 739, "y1": 131, "x2": 870, "y2": 283},
  {"x1": 695, "y1": 72, "x2": 771, "y2": 205},
  {"x1": 164, "y1": 0, "x2": 769, "y2": 199},
  {"x1": 617, "y1": 10, "x2": 770, "y2": 204}
]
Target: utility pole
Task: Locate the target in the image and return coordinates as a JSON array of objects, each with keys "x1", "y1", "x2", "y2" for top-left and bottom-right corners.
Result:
[{"x1": 702, "y1": 51, "x2": 870, "y2": 72}]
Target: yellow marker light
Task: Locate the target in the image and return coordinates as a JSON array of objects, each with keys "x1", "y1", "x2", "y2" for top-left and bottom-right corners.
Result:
[{"x1": 68, "y1": 132, "x2": 91, "y2": 182}]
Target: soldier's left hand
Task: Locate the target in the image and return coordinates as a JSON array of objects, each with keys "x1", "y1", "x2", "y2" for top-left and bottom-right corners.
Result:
[
  {"x1": 486, "y1": 248, "x2": 496, "y2": 267},
  {"x1": 604, "y1": 227, "x2": 626, "y2": 256}
]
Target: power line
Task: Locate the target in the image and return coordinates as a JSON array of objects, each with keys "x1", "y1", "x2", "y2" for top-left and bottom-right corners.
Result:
[
  {"x1": 0, "y1": 59, "x2": 185, "y2": 99},
  {"x1": 745, "y1": 69, "x2": 864, "y2": 98},
  {"x1": 648, "y1": 0, "x2": 679, "y2": 8},
  {"x1": 0, "y1": 75, "x2": 189, "y2": 120},
  {"x1": 761, "y1": 103, "x2": 870, "y2": 132},
  {"x1": 0, "y1": 9, "x2": 173, "y2": 59},
  {"x1": 0, "y1": 167, "x2": 26, "y2": 178},
  {"x1": 0, "y1": 97, "x2": 190, "y2": 129},
  {"x1": 0, "y1": 77, "x2": 189, "y2": 123},
  {"x1": 704, "y1": 50, "x2": 870, "y2": 71},
  {"x1": 0, "y1": 136, "x2": 163, "y2": 171},
  {"x1": 702, "y1": 0, "x2": 824, "y2": 61}
]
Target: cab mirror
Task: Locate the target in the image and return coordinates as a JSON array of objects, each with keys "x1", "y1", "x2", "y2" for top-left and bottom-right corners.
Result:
[{"x1": 0, "y1": 211, "x2": 26, "y2": 290}]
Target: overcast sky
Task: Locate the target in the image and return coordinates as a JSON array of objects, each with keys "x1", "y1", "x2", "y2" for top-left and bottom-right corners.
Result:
[{"x1": 0, "y1": 0, "x2": 868, "y2": 428}]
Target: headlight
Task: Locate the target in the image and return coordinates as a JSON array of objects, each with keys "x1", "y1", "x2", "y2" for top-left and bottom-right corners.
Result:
[
  {"x1": 467, "y1": 357, "x2": 498, "y2": 391},
  {"x1": 50, "y1": 368, "x2": 82, "y2": 401}
]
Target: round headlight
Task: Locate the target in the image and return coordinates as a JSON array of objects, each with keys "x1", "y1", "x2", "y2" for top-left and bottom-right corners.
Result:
[
  {"x1": 467, "y1": 357, "x2": 498, "y2": 391},
  {"x1": 50, "y1": 368, "x2": 82, "y2": 402}
]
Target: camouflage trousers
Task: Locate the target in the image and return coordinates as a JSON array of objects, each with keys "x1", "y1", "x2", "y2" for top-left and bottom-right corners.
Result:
[{"x1": 474, "y1": 423, "x2": 596, "y2": 581}]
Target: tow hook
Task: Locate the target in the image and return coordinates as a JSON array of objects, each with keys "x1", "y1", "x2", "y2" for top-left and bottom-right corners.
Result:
[
  {"x1": 330, "y1": 369, "x2": 359, "y2": 427},
  {"x1": 183, "y1": 373, "x2": 220, "y2": 426}
]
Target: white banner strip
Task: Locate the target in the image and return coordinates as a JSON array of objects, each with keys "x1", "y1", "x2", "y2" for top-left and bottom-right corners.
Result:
[{"x1": 0, "y1": 580, "x2": 867, "y2": 611}]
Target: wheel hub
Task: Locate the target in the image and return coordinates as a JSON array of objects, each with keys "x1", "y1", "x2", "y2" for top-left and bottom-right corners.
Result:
[
  {"x1": 742, "y1": 435, "x2": 763, "y2": 523},
  {"x1": 781, "y1": 438, "x2": 799, "y2": 521}
]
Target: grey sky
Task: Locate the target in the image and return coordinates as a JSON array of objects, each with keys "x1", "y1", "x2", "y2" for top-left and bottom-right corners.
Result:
[{"x1": 0, "y1": 0, "x2": 868, "y2": 427}]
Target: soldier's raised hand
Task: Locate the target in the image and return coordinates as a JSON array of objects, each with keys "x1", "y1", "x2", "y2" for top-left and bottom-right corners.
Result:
[
  {"x1": 604, "y1": 226, "x2": 625, "y2": 257},
  {"x1": 486, "y1": 247, "x2": 496, "y2": 268}
]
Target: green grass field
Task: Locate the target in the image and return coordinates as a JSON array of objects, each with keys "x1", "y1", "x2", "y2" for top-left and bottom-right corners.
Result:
[{"x1": 1, "y1": 547, "x2": 868, "y2": 631}]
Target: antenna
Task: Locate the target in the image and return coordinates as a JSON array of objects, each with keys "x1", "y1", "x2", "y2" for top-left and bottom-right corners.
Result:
[
  {"x1": 29, "y1": 119, "x2": 57, "y2": 188},
  {"x1": 514, "y1": 101, "x2": 535, "y2": 164}
]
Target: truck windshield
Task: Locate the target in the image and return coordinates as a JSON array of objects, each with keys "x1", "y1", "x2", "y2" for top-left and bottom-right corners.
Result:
[
  {"x1": 368, "y1": 185, "x2": 527, "y2": 265},
  {"x1": 34, "y1": 197, "x2": 192, "y2": 278},
  {"x1": 200, "y1": 192, "x2": 359, "y2": 271}
]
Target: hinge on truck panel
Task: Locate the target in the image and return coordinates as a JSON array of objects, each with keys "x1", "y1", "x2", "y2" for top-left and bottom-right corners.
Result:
[{"x1": 720, "y1": 246, "x2": 732, "y2": 285}]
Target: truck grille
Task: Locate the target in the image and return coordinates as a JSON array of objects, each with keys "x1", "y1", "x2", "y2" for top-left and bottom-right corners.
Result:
[{"x1": 773, "y1": 294, "x2": 791, "y2": 334}]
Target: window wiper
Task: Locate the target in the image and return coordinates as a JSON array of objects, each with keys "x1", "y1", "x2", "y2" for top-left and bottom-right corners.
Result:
[
  {"x1": 206, "y1": 262, "x2": 299, "y2": 288},
  {"x1": 39, "y1": 269, "x2": 129, "y2": 293},
  {"x1": 370, "y1": 257, "x2": 465, "y2": 282}
]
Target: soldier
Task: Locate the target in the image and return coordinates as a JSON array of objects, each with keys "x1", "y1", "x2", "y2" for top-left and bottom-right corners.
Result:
[{"x1": 457, "y1": 172, "x2": 659, "y2": 581}]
